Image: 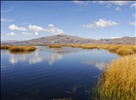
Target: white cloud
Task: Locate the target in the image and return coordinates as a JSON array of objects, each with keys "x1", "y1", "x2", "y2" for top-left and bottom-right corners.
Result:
[
  {"x1": 95, "y1": 19, "x2": 118, "y2": 28},
  {"x1": 22, "y1": 32, "x2": 32, "y2": 35},
  {"x1": 1, "y1": 18, "x2": 13, "y2": 22},
  {"x1": 130, "y1": 3, "x2": 136, "y2": 8},
  {"x1": 82, "y1": 19, "x2": 118, "y2": 28},
  {"x1": 47, "y1": 24, "x2": 65, "y2": 35},
  {"x1": 8, "y1": 24, "x2": 65, "y2": 36},
  {"x1": 110, "y1": 37, "x2": 120, "y2": 39},
  {"x1": 9, "y1": 24, "x2": 27, "y2": 31},
  {"x1": 49, "y1": 24, "x2": 54, "y2": 27},
  {"x1": 82, "y1": 24, "x2": 94, "y2": 29},
  {"x1": 35, "y1": 32, "x2": 39, "y2": 35},
  {"x1": 6, "y1": 32, "x2": 16, "y2": 36},
  {"x1": 28, "y1": 25, "x2": 45, "y2": 32},
  {"x1": 108, "y1": 1, "x2": 132, "y2": 6},
  {"x1": 129, "y1": 21, "x2": 136, "y2": 26},
  {"x1": 93, "y1": 1, "x2": 133, "y2": 6},
  {"x1": 115, "y1": 7, "x2": 121, "y2": 11},
  {"x1": 48, "y1": 27, "x2": 65, "y2": 35},
  {"x1": 73, "y1": 1, "x2": 89, "y2": 5},
  {"x1": 28, "y1": 24, "x2": 65, "y2": 35}
]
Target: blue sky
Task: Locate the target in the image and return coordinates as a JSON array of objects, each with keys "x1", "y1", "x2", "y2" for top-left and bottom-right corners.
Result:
[{"x1": 1, "y1": 1, "x2": 136, "y2": 41}]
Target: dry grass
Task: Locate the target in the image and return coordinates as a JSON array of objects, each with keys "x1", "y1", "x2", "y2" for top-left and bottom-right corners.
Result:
[
  {"x1": 2, "y1": 44, "x2": 135, "y2": 55},
  {"x1": 0, "y1": 45, "x2": 12, "y2": 49},
  {"x1": 108, "y1": 45, "x2": 121, "y2": 52},
  {"x1": 31, "y1": 44, "x2": 136, "y2": 55},
  {"x1": 60, "y1": 44, "x2": 136, "y2": 55},
  {"x1": 0, "y1": 45, "x2": 36, "y2": 52},
  {"x1": 49, "y1": 45, "x2": 61, "y2": 48},
  {"x1": 9, "y1": 46, "x2": 36, "y2": 52},
  {"x1": 117, "y1": 47, "x2": 134, "y2": 55},
  {"x1": 95, "y1": 54, "x2": 136, "y2": 100}
]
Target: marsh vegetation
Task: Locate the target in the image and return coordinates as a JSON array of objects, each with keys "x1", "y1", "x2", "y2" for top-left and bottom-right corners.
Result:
[
  {"x1": 48, "y1": 45, "x2": 62, "y2": 48},
  {"x1": 44, "y1": 44, "x2": 136, "y2": 55},
  {"x1": 1, "y1": 45, "x2": 36, "y2": 53},
  {"x1": 95, "y1": 54, "x2": 136, "y2": 100}
]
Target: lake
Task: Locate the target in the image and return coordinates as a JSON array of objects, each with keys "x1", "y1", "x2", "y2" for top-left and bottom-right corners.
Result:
[{"x1": 1, "y1": 46, "x2": 119, "y2": 100}]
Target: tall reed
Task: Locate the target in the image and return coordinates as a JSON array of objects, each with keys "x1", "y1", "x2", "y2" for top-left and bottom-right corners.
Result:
[{"x1": 95, "y1": 54, "x2": 136, "y2": 100}]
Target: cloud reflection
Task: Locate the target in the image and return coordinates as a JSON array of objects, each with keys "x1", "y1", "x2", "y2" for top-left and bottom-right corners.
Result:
[
  {"x1": 82, "y1": 60, "x2": 108, "y2": 70},
  {"x1": 46, "y1": 53, "x2": 63, "y2": 65},
  {"x1": 9, "y1": 47, "x2": 80, "y2": 65},
  {"x1": 9, "y1": 54, "x2": 27, "y2": 64},
  {"x1": 29, "y1": 51, "x2": 43, "y2": 64}
]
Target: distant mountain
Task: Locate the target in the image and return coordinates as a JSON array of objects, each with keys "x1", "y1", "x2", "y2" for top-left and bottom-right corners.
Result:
[
  {"x1": 98, "y1": 36, "x2": 136, "y2": 44},
  {"x1": 1, "y1": 40, "x2": 20, "y2": 45},
  {"x1": 1, "y1": 35, "x2": 136, "y2": 45},
  {"x1": 10, "y1": 34, "x2": 97, "y2": 45},
  {"x1": 1, "y1": 40, "x2": 20, "y2": 43}
]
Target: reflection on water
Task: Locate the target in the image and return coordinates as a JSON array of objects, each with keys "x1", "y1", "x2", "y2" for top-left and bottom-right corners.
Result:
[
  {"x1": 1, "y1": 46, "x2": 119, "y2": 100},
  {"x1": 82, "y1": 60, "x2": 108, "y2": 70},
  {"x1": 47, "y1": 53, "x2": 63, "y2": 65},
  {"x1": 9, "y1": 46, "x2": 82, "y2": 65},
  {"x1": 29, "y1": 52, "x2": 63, "y2": 65},
  {"x1": 9, "y1": 54, "x2": 27, "y2": 64}
]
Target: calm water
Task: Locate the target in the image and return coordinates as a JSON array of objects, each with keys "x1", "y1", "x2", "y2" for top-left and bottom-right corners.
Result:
[{"x1": 1, "y1": 46, "x2": 118, "y2": 100}]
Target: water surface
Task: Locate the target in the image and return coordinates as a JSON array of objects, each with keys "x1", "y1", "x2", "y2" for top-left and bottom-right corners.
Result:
[{"x1": 1, "y1": 46, "x2": 118, "y2": 100}]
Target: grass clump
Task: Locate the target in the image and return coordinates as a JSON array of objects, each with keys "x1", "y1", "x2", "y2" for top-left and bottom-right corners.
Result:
[
  {"x1": 0, "y1": 45, "x2": 12, "y2": 49},
  {"x1": 49, "y1": 45, "x2": 61, "y2": 48},
  {"x1": 116, "y1": 47, "x2": 134, "y2": 55},
  {"x1": 81, "y1": 45, "x2": 97, "y2": 49},
  {"x1": 95, "y1": 54, "x2": 136, "y2": 100},
  {"x1": 108, "y1": 45, "x2": 121, "y2": 52},
  {"x1": 9, "y1": 46, "x2": 36, "y2": 52},
  {"x1": 132, "y1": 46, "x2": 136, "y2": 52}
]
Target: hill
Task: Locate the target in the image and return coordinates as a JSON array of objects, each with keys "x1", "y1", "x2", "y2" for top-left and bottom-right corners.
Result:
[{"x1": 1, "y1": 35, "x2": 136, "y2": 45}]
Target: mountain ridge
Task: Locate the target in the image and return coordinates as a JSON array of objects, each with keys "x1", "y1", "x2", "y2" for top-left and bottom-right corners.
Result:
[{"x1": 1, "y1": 34, "x2": 136, "y2": 45}]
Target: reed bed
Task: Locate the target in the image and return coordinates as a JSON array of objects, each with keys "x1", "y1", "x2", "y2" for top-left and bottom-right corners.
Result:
[
  {"x1": 0, "y1": 45, "x2": 12, "y2": 49},
  {"x1": 95, "y1": 54, "x2": 136, "y2": 100},
  {"x1": 2, "y1": 44, "x2": 135, "y2": 55},
  {"x1": 108, "y1": 45, "x2": 121, "y2": 52},
  {"x1": 9, "y1": 46, "x2": 36, "y2": 52},
  {"x1": 0, "y1": 45, "x2": 36, "y2": 52},
  {"x1": 60, "y1": 44, "x2": 136, "y2": 55},
  {"x1": 49, "y1": 45, "x2": 61, "y2": 48},
  {"x1": 116, "y1": 47, "x2": 134, "y2": 55}
]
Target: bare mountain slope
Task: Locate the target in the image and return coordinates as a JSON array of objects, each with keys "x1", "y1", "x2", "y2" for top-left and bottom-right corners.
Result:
[
  {"x1": 18, "y1": 34, "x2": 96, "y2": 45},
  {"x1": 2, "y1": 35, "x2": 136, "y2": 45},
  {"x1": 98, "y1": 36, "x2": 136, "y2": 44}
]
